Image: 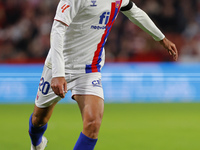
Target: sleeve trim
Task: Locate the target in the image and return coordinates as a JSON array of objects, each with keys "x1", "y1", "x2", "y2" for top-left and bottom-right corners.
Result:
[
  {"x1": 54, "y1": 19, "x2": 69, "y2": 27},
  {"x1": 120, "y1": 0, "x2": 133, "y2": 11}
]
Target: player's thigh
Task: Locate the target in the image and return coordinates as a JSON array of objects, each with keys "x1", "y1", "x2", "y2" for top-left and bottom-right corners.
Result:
[
  {"x1": 35, "y1": 65, "x2": 62, "y2": 108},
  {"x1": 74, "y1": 95, "x2": 104, "y2": 122},
  {"x1": 69, "y1": 72, "x2": 104, "y2": 121},
  {"x1": 32, "y1": 66, "x2": 62, "y2": 125}
]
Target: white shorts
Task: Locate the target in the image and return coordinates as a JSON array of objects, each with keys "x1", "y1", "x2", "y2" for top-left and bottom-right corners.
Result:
[{"x1": 35, "y1": 65, "x2": 104, "y2": 108}]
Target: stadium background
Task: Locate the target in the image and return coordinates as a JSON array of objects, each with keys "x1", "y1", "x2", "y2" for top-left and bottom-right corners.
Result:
[
  {"x1": 0, "y1": 0, "x2": 200, "y2": 103},
  {"x1": 0, "y1": 0, "x2": 200, "y2": 150}
]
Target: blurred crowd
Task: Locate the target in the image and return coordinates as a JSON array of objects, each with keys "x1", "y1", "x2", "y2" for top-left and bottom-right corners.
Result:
[{"x1": 0, "y1": 0, "x2": 200, "y2": 63}]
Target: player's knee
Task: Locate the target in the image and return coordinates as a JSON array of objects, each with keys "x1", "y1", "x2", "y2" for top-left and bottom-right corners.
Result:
[
  {"x1": 84, "y1": 118, "x2": 102, "y2": 138},
  {"x1": 32, "y1": 114, "x2": 48, "y2": 127}
]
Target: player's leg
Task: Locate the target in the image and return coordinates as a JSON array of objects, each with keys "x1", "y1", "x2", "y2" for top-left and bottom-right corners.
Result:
[
  {"x1": 73, "y1": 95, "x2": 104, "y2": 150},
  {"x1": 29, "y1": 65, "x2": 62, "y2": 149},
  {"x1": 29, "y1": 102, "x2": 57, "y2": 148},
  {"x1": 31, "y1": 102, "x2": 57, "y2": 127}
]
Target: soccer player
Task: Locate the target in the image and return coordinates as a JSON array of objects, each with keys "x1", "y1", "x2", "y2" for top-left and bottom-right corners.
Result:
[{"x1": 28, "y1": 0, "x2": 178, "y2": 149}]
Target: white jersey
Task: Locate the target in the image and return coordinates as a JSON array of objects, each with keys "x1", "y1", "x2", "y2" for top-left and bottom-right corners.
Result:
[{"x1": 45, "y1": 0, "x2": 165, "y2": 77}]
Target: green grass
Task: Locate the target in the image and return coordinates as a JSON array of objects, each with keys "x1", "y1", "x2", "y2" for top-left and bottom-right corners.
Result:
[{"x1": 0, "y1": 103, "x2": 200, "y2": 150}]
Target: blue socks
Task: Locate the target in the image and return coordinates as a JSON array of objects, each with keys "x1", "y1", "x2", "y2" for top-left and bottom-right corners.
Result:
[
  {"x1": 73, "y1": 132, "x2": 98, "y2": 150},
  {"x1": 29, "y1": 114, "x2": 47, "y2": 146},
  {"x1": 29, "y1": 114, "x2": 97, "y2": 149}
]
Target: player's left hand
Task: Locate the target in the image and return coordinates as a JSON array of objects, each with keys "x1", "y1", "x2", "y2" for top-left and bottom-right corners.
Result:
[{"x1": 159, "y1": 37, "x2": 178, "y2": 61}]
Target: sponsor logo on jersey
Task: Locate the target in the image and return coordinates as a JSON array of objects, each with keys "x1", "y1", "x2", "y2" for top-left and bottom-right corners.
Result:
[
  {"x1": 91, "y1": 25, "x2": 106, "y2": 30},
  {"x1": 92, "y1": 79, "x2": 102, "y2": 87},
  {"x1": 86, "y1": 0, "x2": 122, "y2": 73},
  {"x1": 90, "y1": 11, "x2": 110, "y2": 30},
  {"x1": 99, "y1": 12, "x2": 110, "y2": 24},
  {"x1": 90, "y1": 0, "x2": 97, "y2": 7}
]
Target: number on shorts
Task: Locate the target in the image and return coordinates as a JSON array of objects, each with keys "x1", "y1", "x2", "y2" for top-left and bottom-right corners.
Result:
[{"x1": 39, "y1": 77, "x2": 50, "y2": 95}]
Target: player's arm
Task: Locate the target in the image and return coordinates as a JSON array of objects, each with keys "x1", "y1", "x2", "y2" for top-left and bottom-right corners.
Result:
[
  {"x1": 50, "y1": 0, "x2": 83, "y2": 98},
  {"x1": 50, "y1": 20, "x2": 68, "y2": 98},
  {"x1": 120, "y1": 1, "x2": 178, "y2": 61}
]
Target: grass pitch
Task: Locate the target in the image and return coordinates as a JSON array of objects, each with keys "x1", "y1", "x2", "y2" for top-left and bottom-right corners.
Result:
[{"x1": 0, "y1": 103, "x2": 200, "y2": 150}]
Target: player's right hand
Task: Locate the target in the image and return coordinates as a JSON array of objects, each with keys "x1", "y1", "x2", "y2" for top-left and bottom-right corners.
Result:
[{"x1": 51, "y1": 77, "x2": 67, "y2": 98}]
